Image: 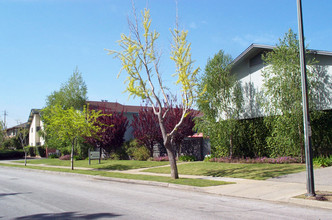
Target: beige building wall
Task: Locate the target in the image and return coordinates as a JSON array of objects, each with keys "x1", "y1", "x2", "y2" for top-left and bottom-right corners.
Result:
[{"x1": 29, "y1": 113, "x2": 44, "y2": 146}]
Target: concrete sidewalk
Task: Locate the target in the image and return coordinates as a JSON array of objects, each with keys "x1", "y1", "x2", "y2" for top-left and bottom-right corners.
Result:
[
  {"x1": 118, "y1": 166, "x2": 332, "y2": 210},
  {"x1": 1, "y1": 160, "x2": 332, "y2": 210}
]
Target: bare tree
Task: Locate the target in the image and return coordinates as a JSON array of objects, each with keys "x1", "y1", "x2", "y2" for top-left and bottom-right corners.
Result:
[{"x1": 107, "y1": 8, "x2": 198, "y2": 179}]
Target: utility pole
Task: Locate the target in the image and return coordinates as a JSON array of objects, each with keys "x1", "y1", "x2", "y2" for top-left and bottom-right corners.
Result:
[
  {"x1": 296, "y1": 0, "x2": 315, "y2": 197},
  {"x1": 3, "y1": 110, "x2": 7, "y2": 129}
]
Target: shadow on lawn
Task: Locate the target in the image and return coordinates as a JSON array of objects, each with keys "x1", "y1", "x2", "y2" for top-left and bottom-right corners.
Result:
[
  {"x1": 203, "y1": 165, "x2": 305, "y2": 180},
  {"x1": 96, "y1": 164, "x2": 132, "y2": 171}
]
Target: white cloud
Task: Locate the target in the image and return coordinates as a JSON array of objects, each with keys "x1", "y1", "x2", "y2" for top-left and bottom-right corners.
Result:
[
  {"x1": 188, "y1": 20, "x2": 207, "y2": 30},
  {"x1": 189, "y1": 22, "x2": 197, "y2": 29},
  {"x1": 232, "y1": 33, "x2": 277, "y2": 47}
]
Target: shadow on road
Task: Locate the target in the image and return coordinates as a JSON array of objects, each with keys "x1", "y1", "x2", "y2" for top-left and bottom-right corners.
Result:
[
  {"x1": 0, "y1": 192, "x2": 23, "y2": 197},
  {"x1": 14, "y1": 212, "x2": 121, "y2": 219}
]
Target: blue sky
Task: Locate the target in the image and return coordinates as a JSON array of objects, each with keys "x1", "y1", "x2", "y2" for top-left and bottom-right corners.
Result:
[{"x1": 1, "y1": 0, "x2": 331, "y2": 128}]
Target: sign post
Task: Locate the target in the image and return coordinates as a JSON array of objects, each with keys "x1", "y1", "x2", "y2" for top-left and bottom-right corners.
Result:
[{"x1": 88, "y1": 148, "x2": 101, "y2": 165}]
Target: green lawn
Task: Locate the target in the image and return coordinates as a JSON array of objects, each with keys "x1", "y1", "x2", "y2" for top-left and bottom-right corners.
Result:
[
  {"x1": 15, "y1": 158, "x2": 170, "y2": 170},
  {"x1": 3, "y1": 159, "x2": 308, "y2": 182},
  {"x1": 143, "y1": 162, "x2": 307, "y2": 180},
  {"x1": 0, "y1": 163, "x2": 233, "y2": 187}
]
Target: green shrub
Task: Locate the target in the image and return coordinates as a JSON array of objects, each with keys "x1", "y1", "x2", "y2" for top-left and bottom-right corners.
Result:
[
  {"x1": 313, "y1": 156, "x2": 332, "y2": 167},
  {"x1": 74, "y1": 155, "x2": 83, "y2": 160},
  {"x1": 121, "y1": 139, "x2": 151, "y2": 161},
  {"x1": 28, "y1": 146, "x2": 36, "y2": 157},
  {"x1": 79, "y1": 140, "x2": 92, "y2": 159},
  {"x1": 132, "y1": 146, "x2": 150, "y2": 161},
  {"x1": 36, "y1": 146, "x2": 46, "y2": 157},
  {"x1": 48, "y1": 153, "x2": 59, "y2": 159},
  {"x1": 61, "y1": 147, "x2": 71, "y2": 156},
  {"x1": 2, "y1": 138, "x2": 20, "y2": 150},
  {"x1": 203, "y1": 155, "x2": 212, "y2": 162},
  {"x1": 123, "y1": 139, "x2": 140, "y2": 159},
  {"x1": 110, "y1": 147, "x2": 129, "y2": 160},
  {"x1": 178, "y1": 155, "x2": 196, "y2": 162},
  {"x1": 0, "y1": 150, "x2": 24, "y2": 159}
]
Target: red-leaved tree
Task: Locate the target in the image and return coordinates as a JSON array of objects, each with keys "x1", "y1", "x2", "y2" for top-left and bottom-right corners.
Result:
[
  {"x1": 165, "y1": 106, "x2": 197, "y2": 153},
  {"x1": 85, "y1": 111, "x2": 128, "y2": 155},
  {"x1": 131, "y1": 107, "x2": 162, "y2": 156},
  {"x1": 132, "y1": 104, "x2": 197, "y2": 157}
]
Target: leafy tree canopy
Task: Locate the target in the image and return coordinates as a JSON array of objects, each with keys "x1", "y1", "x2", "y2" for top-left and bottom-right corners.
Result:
[
  {"x1": 42, "y1": 105, "x2": 102, "y2": 169},
  {"x1": 84, "y1": 110, "x2": 128, "y2": 155},
  {"x1": 132, "y1": 104, "x2": 196, "y2": 157},
  {"x1": 196, "y1": 50, "x2": 243, "y2": 158},
  {"x1": 42, "y1": 67, "x2": 88, "y2": 150},
  {"x1": 261, "y1": 29, "x2": 320, "y2": 160},
  {"x1": 46, "y1": 67, "x2": 87, "y2": 111}
]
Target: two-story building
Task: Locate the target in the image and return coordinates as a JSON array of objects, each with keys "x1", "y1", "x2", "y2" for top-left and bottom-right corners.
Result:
[
  {"x1": 231, "y1": 44, "x2": 332, "y2": 118},
  {"x1": 28, "y1": 109, "x2": 44, "y2": 146}
]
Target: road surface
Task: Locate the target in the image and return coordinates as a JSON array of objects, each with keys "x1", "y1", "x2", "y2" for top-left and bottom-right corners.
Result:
[{"x1": 0, "y1": 166, "x2": 331, "y2": 219}]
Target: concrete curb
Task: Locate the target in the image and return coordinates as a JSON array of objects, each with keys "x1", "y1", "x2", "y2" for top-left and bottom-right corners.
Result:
[{"x1": 289, "y1": 198, "x2": 332, "y2": 210}]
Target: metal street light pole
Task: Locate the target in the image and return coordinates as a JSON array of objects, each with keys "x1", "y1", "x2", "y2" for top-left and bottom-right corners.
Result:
[{"x1": 296, "y1": 0, "x2": 315, "y2": 197}]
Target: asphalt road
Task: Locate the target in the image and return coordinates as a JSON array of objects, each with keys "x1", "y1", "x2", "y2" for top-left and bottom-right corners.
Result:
[{"x1": 1, "y1": 166, "x2": 331, "y2": 220}]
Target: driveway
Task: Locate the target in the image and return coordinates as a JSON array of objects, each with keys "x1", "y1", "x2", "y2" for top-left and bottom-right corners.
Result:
[{"x1": 267, "y1": 166, "x2": 332, "y2": 186}]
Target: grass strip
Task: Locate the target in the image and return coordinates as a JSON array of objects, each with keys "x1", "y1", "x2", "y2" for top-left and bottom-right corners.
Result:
[
  {"x1": 0, "y1": 163, "x2": 234, "y2": 187},
  {"x1": 143, "y1": 162, "x2": 306, "y2": 180},
  {"x1": 14, "y1": 159, "x2": 170, "y2": 170}
]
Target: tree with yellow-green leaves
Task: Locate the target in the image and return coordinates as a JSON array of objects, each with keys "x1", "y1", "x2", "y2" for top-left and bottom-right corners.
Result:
[
  {"x1": 42, "y1": 105, "x2": 102, "y2": 170},
  {"x1": 107, "y1": 8, "x2": 199, "y2": 179},
  {"x1": 42, "y1": 68, "x2": 88, "y2": 153}
]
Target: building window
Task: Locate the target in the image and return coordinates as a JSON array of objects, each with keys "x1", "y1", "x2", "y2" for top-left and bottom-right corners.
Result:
[
  {"x1": 36, "y1": 126, "x2": 41, "y2": 132},
  {"x1": 31, "y1": 128, "x2": 33, "y2": 133}
]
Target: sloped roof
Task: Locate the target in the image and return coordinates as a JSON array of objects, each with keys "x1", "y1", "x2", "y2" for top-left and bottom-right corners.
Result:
[
  {"x1": 6, "y1": 122, "x2": 29, "y2": 131},
  {"x1": 232, "y1": 44, "x2": 274, "y2": 67},
  {"x1": 87, "y1": 101, "x2": 202, "y2": 116},
  {"x1": 87, "y1": 101, "x2": 145, "y2": 113},
  {"x1": 232, "y1": 43, "x2": 332, "y2": 68},
  {"x1": 28, "y1": 109, "x2": 41, "y2": 124}
]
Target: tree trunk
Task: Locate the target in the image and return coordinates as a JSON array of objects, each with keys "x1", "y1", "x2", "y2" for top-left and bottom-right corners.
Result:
[
  {"x1": 149, "y1": 142, "x2": 154, "y2": 158},
  {"x1": 229, "y1": 133, "x2": 233, "y2": 159},
  {"x1": 24, "y1": 151, "x2": 27, "y2": 166},
  {"x1": 166, "y1": 146, "x2": 179, "y2": 179},
  {"x1": 156, "y1": 110, "x2": 179, "y2": 179},
  {"x1": 71, "y1": 139, "x2": 75, "y2": 170},
  {"x1": 99, "y1": 147, "x2": 101, "y2": 164}
]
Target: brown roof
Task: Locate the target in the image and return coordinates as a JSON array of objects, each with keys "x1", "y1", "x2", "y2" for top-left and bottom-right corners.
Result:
[
  {"x1": 6, "y1": 122, "x2": 29, "y2": 131},
  {"x1": 87, "y1": 101, "x2": 144, "y2": 113},
  {"x1": 87, "y1": 101, "x2": 202, "y2": 116}
]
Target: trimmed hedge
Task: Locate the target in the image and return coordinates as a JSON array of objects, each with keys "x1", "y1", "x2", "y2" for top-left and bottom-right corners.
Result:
[
  {"x1": 0, "y1": 150, "x2": 25, "y2": 160},
  {"x1": 209, "y1": 110, "x2": 332, "y2": 159}
]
